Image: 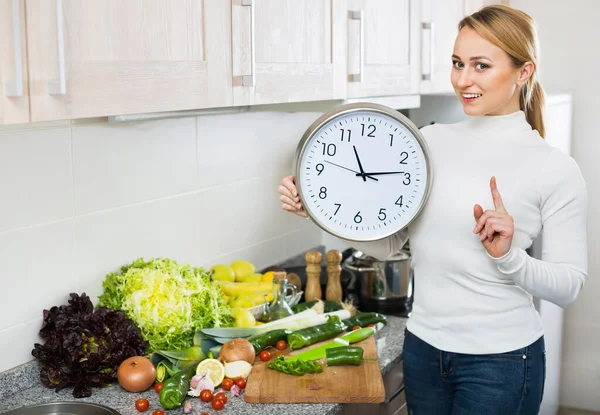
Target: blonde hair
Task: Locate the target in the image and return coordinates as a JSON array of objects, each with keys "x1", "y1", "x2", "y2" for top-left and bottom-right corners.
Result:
[{"x1": 459, "y1": 5, "x2": 546, "y2": 138}]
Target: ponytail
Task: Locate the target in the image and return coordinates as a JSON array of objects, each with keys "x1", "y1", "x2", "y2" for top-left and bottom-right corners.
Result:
[{"x1": 521, "y1": 78, "x2": 546, "y2": 139}]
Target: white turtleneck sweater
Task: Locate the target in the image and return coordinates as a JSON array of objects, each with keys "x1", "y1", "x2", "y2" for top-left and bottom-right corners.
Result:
[{"x1": 350, "y1": 110, "x2": 588, "y2": 354}]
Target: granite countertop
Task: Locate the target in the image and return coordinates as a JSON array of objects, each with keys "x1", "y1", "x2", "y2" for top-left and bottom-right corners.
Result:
[{"x1": 0, "y1": 316, "x2": 407, "y2": 415}]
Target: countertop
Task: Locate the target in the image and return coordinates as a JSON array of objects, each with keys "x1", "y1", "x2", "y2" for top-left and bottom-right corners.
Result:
[{"x1": 0, "y1": 316, "x2": 407, "y2": 415}]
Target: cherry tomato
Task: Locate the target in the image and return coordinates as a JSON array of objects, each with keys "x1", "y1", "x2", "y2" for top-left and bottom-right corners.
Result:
[
  {"x1": 214, "y1": 391, "x2": 228, "y2": 404},
  {"x1": 201, "y1": 413, "x2": 209, "y2": 415},
  {"x1": 259, "y1": 350, "x2": 271, "y2": 361},
  {"x1": 221, "y1": 378, "x2": 234, "y2": 391},
  {"x1": 212, "y1": 398, "x2": 225, "y2": 410},
  {"x1": 135, "y1": 398, "x2": 149, "y2": 412},
  {"x1": 234, "y1": 377, "x2": 247, "y2": 389},
  {"x1": 275, "y1": 340, "x2": 287, "y2": 351},
  {"x1": 152, "y1": 411, "x2": 165, "y2": 415},
  {"x1": 368, "y1": 323, "x2": 376, "y2": 328},
  {"x1": 200, "y1": 389, "x2": 214, "y2": 402},
  {"x1": 153, "y1": 382, "x2": 164, "y2": 393},
  {"x1": 352, "y1": 325, "x2": 361, "y2": 331}
]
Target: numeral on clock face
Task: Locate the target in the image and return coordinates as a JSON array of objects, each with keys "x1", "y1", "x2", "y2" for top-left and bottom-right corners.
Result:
[{"x1": 296, "y1": 107, "x2": 429, "y2": 241}]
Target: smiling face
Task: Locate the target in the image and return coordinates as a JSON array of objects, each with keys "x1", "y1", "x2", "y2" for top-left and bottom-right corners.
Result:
[{"x1": 451, "y1": 26, "x2": 532, "y2": 116}]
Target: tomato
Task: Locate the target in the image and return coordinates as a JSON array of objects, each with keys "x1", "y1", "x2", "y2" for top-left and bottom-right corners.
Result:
[
  {"x1": 275, "y1": 340, "x2": 287, "y2": 351},
  {"x1": 234, "y1": 377, "x2": 247, "y2": 389},
  {"x1": 212, "y1": 398, "x2": 225, "y2": 410},
  {"x1": 152, "y1": 411, "x2": 165, "y2": 415},
  {"x1": 200, "y1": 413, "x2": 209, "y2": 415},
  {"x1": 200, "y1": 389, "x2": 213, "y2": 402},
  {"x1": 214, "y1": 391, "x2": 228, "y2": 404},
  {"x1": 368, "y1": 323, "x2": 376, "y2": 328},
  {"x1": 135, "y1": 398, "x2": 149, "y2": 412},
  {"x1": 221, "y1": 378, "x2": 234, "y2": 391},
  {"x1": 259, "y1": 350, "x2": 271, "y2": 362},
  {"x1": 153, "y1": 382, "x2": 164, "y2": 394},
  {"x1": 352, "y1": 325, "x2": 361, "y2": 331}
]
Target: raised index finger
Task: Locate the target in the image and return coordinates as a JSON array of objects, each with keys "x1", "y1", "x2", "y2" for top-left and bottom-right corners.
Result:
[{"x1": 490, "y1": 176, "x2": 506, "y2": 212}]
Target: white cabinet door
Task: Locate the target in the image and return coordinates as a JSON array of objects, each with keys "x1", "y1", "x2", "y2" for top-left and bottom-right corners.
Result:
[
  {"x1": 25, "y1": 0, "x2": 231, "y2": 122},
  {"x1": 346, "y1": 0, "x2": 420, "y2": 99},
  {"x1": 420, "y1": 0, "x2": 464, "y2": 94},
  {"x1": 0, "y1": 0, "x2": 29, "y2": 124},
  {"x1": 232, "y1": 0, "x2": 346, "y2": 106}
]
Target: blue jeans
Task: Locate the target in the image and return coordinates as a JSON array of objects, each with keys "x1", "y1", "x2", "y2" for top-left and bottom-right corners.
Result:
[{"x1": 403, "y1": 329, "x2": 546, "y2": 415}]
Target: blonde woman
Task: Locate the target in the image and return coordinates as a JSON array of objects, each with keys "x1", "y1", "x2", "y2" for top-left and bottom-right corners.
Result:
[{"x1": 278, "y1": 5, "x2": 587, "y2": 414}]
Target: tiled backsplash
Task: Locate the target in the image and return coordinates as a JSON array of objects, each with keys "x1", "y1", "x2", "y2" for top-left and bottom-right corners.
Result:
[{"x1": 0, "y1": 110, "x2": 326, "y2": 373}]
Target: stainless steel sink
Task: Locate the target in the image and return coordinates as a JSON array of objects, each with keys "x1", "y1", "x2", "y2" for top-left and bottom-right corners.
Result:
[{"x1": 4, "y1": 402, "x2": 121, "y2": 415}]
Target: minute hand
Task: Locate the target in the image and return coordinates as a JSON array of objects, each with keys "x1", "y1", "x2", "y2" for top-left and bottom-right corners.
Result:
[{"x1": 356, "y1": 171, "x2": 405, "y2": 176}]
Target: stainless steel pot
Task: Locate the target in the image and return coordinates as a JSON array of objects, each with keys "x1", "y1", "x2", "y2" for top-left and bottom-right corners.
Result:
[{"x1": 342, "y1": 249, "x2": 413, "y2": 315}]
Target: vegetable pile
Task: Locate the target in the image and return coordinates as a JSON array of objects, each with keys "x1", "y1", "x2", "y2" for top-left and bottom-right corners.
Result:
[
  {"x1": 98, "y1": 257, "x2": 233, "y2": 352},
  {"x1": 31, "y1": 293, "x2": 148, "y2": 398}
]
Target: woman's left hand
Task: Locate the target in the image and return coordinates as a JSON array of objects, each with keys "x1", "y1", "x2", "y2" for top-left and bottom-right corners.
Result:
[{"x1": 473, "y1": 176, "x2": 514, "y2": 258}]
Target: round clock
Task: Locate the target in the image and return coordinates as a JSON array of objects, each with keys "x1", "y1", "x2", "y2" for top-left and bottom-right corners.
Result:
[{"x1": 293, "y1": 102, "x2": 433, "y2": 242}]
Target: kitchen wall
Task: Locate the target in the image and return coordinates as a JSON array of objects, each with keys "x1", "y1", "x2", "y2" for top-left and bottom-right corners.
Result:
[
  {"x1": 0, "y1": 107, "x2": 330, "y2": 373},
  {"x1": 506, "y1": 0, "x2": 600, "y2": 411}
]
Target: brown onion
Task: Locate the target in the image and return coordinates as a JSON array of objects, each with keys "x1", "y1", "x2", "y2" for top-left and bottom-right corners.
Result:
[
  {"x1": 219, "y1": 338, "x2": 256, "y2": 365},
  {"x1": 117, "y1": 356, "x2": 156, "y2": 392}
]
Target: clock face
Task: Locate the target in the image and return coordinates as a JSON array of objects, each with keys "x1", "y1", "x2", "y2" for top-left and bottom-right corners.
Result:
[{"x1": 294, "y1": 103, "x2": 432, "y2": 242}]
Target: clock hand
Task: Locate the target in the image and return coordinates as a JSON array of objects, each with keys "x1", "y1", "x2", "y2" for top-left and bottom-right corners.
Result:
[
  {"x1": 324, "y1": 160, "x2": 378, "y2": 181},
  {"x1": 352, "y1": 145, "x2": 367, "y2": 182},
  {"x1": 355, "y1": 171, "x2": 406, "y2": 176}
]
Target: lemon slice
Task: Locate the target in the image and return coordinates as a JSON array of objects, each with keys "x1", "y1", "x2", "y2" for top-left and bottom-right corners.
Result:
[{"x1": 196, "y1": 358, "x2": 225, "y2": 387}]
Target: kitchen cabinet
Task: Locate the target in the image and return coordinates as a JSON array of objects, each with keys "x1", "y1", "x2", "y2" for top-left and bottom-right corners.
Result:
[
  {"x1": 345, "y1": 0, "x2": 421, "y2": 99},
  {"x1": 231, "y1": 0, "x2": 346, "y2": 106},
  {"x1": 0, "y1": 0, "x2": 29, "y2": 124},
  {"x1": 25, "y1": 0, "x2": 232, "y2": 122},
  {"x1": 420, "y1": 0, "x2": 506, "y2": 94}
]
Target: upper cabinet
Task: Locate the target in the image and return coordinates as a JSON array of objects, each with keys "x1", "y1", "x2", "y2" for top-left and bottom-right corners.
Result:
[
  {"x1": 346, "y1": 0, "x2": 420, "y2": 99},
  {"x1": 231, "y1": 0, "x2": 346, "y2": 106},
  {"x1": 25, "y1": 0, "x2": 232, "y2": 122},
  {"x1": 0, "y1": 0, "x2": 29, "y2": 124}
]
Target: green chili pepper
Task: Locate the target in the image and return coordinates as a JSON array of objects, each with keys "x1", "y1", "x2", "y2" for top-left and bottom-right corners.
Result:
[
  {"x1": 325, "y1": 346, "x2": 376, "y2": 366},
  {"x1": 158, "y1": 363, "x2": 197, "y2": 409},
  {"x1": 342, "y1": 312, "x2": 388, "y2": 330},
  {"x1": 285, "y1": 327, "x2": 375, "y2": 363},
  {"x1": 266, "y1": 355, "x2": 323, "y2": 376},
  {"x1": 287, "y1": 316, "x2": 346, "y2": 350},
  {"x1": 246, "y1": 329, "x2": 292, "y2": 354}
]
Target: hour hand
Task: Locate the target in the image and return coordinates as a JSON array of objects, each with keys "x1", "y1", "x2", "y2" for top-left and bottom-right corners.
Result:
[
  {"x1": 356, "y1": 171, "x2": 405, "y2": 176},
  {"x1": 353, "y1": 145, "x2": 367, "y2": 182}
]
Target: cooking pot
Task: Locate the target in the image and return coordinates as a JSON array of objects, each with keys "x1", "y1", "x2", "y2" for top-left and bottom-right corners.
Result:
[{"x1": 342, "y1": 249, "x2": 413, "y2": 316}]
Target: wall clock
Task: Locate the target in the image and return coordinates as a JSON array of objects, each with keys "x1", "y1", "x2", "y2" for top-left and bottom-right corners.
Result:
[{"x1": 293, "y1": 102, "x2": 433, "y2": 242}]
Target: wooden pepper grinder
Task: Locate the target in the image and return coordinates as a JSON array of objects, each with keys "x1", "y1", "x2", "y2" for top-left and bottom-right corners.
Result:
[
  {"x1": 305, "y1": 251, "x2": 322, "y2": 301},
  {"x1": 325, "y1": 249, "x2": 343, "y2": 302}
]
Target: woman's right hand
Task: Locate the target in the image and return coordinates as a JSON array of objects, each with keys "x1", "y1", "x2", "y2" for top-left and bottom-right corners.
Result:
[{"x1": 278, "y1": 175, "x2": 307, "y2": 218}]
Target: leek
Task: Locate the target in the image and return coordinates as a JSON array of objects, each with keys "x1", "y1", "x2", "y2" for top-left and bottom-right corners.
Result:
[{"x1": 199, "y1": 309, "x2": 352, "y2": 339}]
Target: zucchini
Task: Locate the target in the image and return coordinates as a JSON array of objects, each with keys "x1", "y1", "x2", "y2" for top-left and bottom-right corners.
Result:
[
  {"x1": 287, "y1": 315, "x2": 346, "y2": 350},
  {"x1": 246, "y1": 329, "x2": 292, "y2": 354}
]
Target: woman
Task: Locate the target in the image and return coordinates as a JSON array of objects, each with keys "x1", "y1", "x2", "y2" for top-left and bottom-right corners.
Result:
[{"x1": 278, "y1": 5, "x2": 587, "y2": 415}]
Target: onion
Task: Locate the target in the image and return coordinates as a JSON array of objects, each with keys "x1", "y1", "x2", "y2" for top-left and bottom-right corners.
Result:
[
  {"x1": 219, "y1": 338, "x2": 256, "y2": 365},
  {"x1": 117, "y1": 356, "x2": 156, "y2": 392}
]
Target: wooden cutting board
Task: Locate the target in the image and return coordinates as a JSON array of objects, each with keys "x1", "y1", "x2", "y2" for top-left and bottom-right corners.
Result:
[{"x1": 244, "y1": 336, "x2": 385, "y2": 404}]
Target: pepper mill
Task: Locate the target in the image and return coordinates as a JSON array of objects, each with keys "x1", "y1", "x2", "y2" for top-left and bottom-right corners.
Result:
[
  {"x1": 325, "y1": 249, "x2": 343, "y2": 302},
  {"x1": 305, "y1": 251, "x2": 322, "y2": 302}
]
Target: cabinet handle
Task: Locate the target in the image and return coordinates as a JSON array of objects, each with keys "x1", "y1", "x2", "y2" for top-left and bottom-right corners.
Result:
[
  {"x1": 242, "y1": 0, "x2": 255, "y2": 87},
  {"x1": 349, "y1": 10, "x2": 364, "y2": 83},
  {"x1": 5, "y1": 0, "x2": 23, "y2": 97},
  {"x1": 421, "y1": 22, "x2": 434, "y2": 81},
  {"x1": 48, "y1": 0, "x2": 66, "y2": 95}
]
